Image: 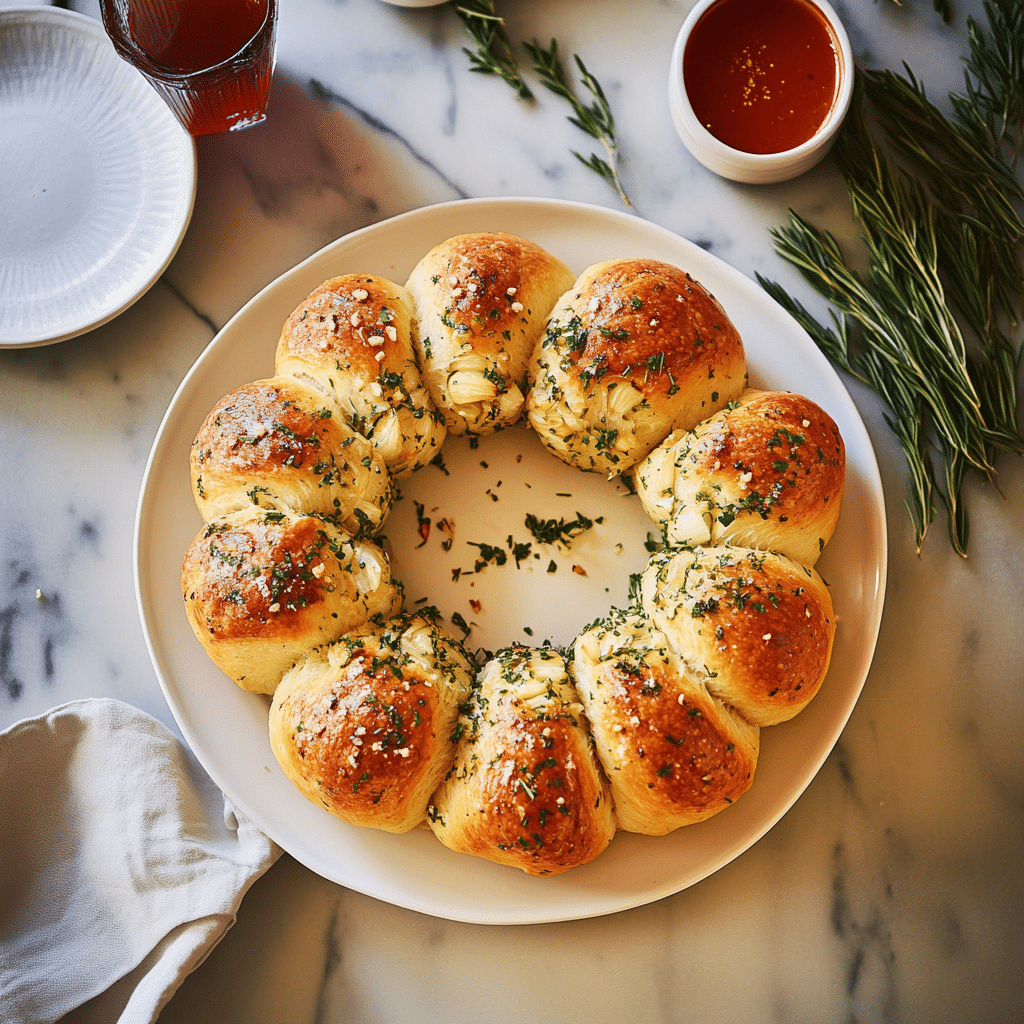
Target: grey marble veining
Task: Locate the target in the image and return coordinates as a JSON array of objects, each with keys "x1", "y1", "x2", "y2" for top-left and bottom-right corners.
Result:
[{"x1": 1, "y1": 0, "x2": 1021, "y2": 1021}]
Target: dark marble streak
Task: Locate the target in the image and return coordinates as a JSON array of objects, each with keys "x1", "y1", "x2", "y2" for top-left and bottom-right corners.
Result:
[
  {"x1": 1, "y1": 561, "x2": 63, "y2": 704},
  {"x1": 312, "y1": 896, "x2": 344, "y2": 1024},
  {"x1": 0, "y1": 602, "x2": 21, "y2": 701},
  {"x1": 159, "y1": 277, "x2": 220, "y2": 338},
  {"x1": 308, "y1": 79, "x2": 470, "y2": 200},
  {"x1": 312, "y1": 889, "x2": 352, "y2": 1024},
  {"x1": 830, "y1": 841, "x2": 900, "y2": 1023}
]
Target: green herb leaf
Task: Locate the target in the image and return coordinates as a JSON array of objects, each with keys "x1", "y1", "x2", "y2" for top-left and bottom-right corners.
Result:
[{"x1": 451, "y1": 0, "x2": 533, "y2": 99}]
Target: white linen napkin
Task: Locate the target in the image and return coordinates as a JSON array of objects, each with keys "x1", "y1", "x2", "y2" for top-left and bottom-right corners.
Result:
[{"x1": 0, "y1": 698, "x2": 282, "y2": 1024}]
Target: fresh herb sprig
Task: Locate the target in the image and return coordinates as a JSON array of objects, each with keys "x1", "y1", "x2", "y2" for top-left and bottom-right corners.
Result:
[
  {"x1": 758, "y1": 2, "x2": 1024, "y2": 556},
  {"x1": 449, "y1": 4, "x2": 630, "y2": 205},
  {"x1": 523, "y1": 38, "x2": 631, "y2": 208},
  {"x1": 450, "y1": 0, "x2": 532, "y2": 99}
]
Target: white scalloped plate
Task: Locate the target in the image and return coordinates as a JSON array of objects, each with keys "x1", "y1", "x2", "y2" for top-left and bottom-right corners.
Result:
[
  {"x1": 135, "y1": 197, "x2": 887, "y2": 925},
  {"x1": 0, "y1": 7, "x2": 195, "y2": 347}
]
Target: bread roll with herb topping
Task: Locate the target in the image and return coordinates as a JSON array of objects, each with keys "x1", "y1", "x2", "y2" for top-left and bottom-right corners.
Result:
[
  {"x1": 404, "y1": 232, "x2": 575, "y2": 436},
  {"x1": 427, "y1": 645, "x2": 616, "y2": 876},
  {"x1": 189, "y1": 376, "x2": 394, "y2": 539},
  {"x1": 571, "y1": 608, "x2": 759, "y2": 834},
  {"x1": 275, "y1": 274, "x2": 446, "y2": 477},
  {"x1": 634, "y1": 389, "x2": 845, "y2": 565},
  {"x1": 181, "y1": 507, "x2": 403, "y2": 695},
  {"x1": 639, "y1": 546, "x2": 835, "y2": 727},
  {"x1": 268, "y1": 611, "x2": 474, "y2": 833},
  {"x1": 526, "y1": 258, "x2": 747, "y2": 476}
]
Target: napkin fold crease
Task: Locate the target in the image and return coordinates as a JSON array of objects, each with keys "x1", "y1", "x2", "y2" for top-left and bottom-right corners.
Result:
[{"x1": 0, "y1": 698, "x2": 282, "y2": 1024}]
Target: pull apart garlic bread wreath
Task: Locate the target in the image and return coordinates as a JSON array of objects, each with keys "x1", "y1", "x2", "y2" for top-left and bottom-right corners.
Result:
[{"x1": 181, "y1": 230, "x2": 846, "y2": 878}]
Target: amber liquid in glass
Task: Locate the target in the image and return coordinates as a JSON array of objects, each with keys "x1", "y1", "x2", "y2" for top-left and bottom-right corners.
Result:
[{"x1": 126, "y1": 0, "x2": 275, "y2": 135}]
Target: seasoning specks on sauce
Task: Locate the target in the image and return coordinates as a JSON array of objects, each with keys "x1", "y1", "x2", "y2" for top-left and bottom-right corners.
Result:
[{"x1": 683, "y1": 0, "x2": 840, "y2": 154}]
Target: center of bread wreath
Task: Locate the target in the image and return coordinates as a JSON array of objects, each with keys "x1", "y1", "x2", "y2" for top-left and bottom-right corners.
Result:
[
  {"x1": 181, "y1": 232, "x2": 846, "y2": 877},
  {"x1": 383, "y1": 422, "x2": 653, "y2": 656}
]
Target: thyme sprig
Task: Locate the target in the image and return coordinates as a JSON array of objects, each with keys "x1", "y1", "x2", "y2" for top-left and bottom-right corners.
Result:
[
  {"x1": 523, "y1": 38, "x2": 631, "y2": 208},
  {"x1": 450, "y1": 0, "x2": 532, "y2": 99},
  {"x1": 758, "y1": 2, "x2": 1024, "y2": 556},
  {"x1": 449, "y1": 3, "x2": 630, "y2": 205}
]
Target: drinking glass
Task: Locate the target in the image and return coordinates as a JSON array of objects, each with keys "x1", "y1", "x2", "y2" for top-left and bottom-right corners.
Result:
[{"x1": 99, "y1": 0, "x2": 279, "y2": 136}]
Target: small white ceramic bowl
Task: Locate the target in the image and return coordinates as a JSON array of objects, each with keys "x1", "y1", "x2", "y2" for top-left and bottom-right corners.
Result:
[{"x1": 667, "y1": 0, "x2": 854, "y2": 184}]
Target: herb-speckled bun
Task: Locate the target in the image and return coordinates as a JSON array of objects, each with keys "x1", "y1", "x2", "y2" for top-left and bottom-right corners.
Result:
[
  {"x1": 427, "y1": 644, "x2": 616, "y2": 876},
  {"x1": 181, "y1": 507, "x2": 402, "y2": 695},
  {"x1": 634, "y1": 388, "x2": 845, "y2": 565},
  {"x1": 276, "y1": 274, "x2": 446, "y2": 478},
  {"x1": 189, "y1": 376, "x2": 394, "y2": 538},
  {"x1": 268, "y1": 611, "x2": 475, "y2": 833},
  {"x1": 405, "y1": 232, "x2": 575, "y2": 437},
  {"x1": 526, "y1": 258, "x2": 747, "y2": 477},
  {"x1": 572, "y1": 608, "x2": 760, "y2": 835},
  {"x1": 639, "y1": 545, "x2": 836, "y2": 727}
]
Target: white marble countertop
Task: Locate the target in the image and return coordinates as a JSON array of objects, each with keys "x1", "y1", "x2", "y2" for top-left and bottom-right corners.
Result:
[{"x1": 1, "y1": 0, "x2": 1021, "y2": 1021}]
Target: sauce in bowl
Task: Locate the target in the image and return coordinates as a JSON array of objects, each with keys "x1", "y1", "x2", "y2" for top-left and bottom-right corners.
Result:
[{"x1": 683, "y1": 0, "x2": 840, "y2": 155}]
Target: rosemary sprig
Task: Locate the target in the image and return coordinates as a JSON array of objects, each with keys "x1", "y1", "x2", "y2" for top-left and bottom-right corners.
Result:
[
  {"x1": 450, "y1": 0, "x2": 532, "y2": 99},
  {"x1": 760, "y1": 272, "x2": 939, "y2": 548},
  {"x1": 963, "y1": 0, "x2": 1024, "y2": 164},
  {"x1": 523, "y1": 38, "x2": 632, "y2": 207}
]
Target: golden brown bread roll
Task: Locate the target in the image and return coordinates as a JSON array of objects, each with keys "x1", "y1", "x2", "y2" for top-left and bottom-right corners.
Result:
[
  {"x1": 639, "y1": 546, "x2": 835, "y2": 727},
  {"x1": 268, "y1": 611, "x2": 475, "y2": 833},
  {"x1": 526, "y1": 258, "x2": 747, "y2": 476},
  {"x1": 275, "y1": 274, "x2": 446, "y2": 477},
  {"x1": 404, "y1": 232, "x2": 576, "y2": 436},
  {"x1": 571, "y1": 608, "x2": 759, "y2": 834},
  {"x1": 634, "y1": 389, "x2": 845, "y2": 565},
  {"x1": 181, "y1": 507, "x2": 403, "y2": 695},
  {"x1": 189, "y1": 376, "x2": 394, "y2": 538},
  {"x1": 427, "y1": 645, "x2": 616, "y2": 876}
]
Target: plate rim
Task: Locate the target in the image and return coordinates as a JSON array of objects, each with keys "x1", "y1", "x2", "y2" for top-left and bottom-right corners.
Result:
[
  {"x1": 0, "y1": 5, "x2": 197, "y2": 348},
  {"x1": 134, "y1": 195, "x2": 888, "y2": 924}
]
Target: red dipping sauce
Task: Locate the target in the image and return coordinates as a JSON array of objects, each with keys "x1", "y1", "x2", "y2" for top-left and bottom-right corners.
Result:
[{"x1": 683, "y1": 0, "x2": 840, "y2": 155}]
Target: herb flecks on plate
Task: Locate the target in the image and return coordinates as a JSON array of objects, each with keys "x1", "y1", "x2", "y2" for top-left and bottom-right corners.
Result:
[{"x1": 524, "y1": 510, "x2": 600, "y2": 547}]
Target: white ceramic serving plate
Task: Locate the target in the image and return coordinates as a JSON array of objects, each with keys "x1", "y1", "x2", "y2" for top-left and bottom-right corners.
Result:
[
  {"x1": 135, "y1": 197, "x2": 887, "y2": 925},
  {"x1": 0, "y1": 7, "x2": 196, "y2": 347}
]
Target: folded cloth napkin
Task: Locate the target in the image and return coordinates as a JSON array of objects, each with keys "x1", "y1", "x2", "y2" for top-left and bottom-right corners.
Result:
[{"x1": 0, "y1": 698, "x2": 282, "y2": 1024}]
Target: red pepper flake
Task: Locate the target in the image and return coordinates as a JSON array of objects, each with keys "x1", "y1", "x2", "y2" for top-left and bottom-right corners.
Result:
[
  {"x1": 572, "y1": 564, "x2": 587, "y2": 576},
  {"x1": 469, "y1": 599, "x2": 482, "y2": 613},
  {"x1": 414, "y1": 500, "x2": 430, "y2": 548}
]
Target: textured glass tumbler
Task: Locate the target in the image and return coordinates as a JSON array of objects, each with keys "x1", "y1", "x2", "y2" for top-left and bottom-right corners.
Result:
[{"x1": 99, "y1": 0, "x2": 278, "y2": 136}]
